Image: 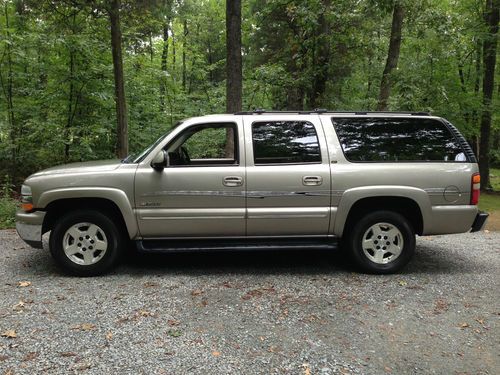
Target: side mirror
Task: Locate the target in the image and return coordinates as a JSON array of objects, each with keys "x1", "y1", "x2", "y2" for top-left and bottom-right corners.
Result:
[{"x1": 151, "y1": 150, "x2": 168, "y2": 171}]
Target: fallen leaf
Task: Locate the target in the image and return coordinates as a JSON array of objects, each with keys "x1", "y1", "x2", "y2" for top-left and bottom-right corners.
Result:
[
  {"x1": 74, "y1": 363, "x2": 91, "y2": 371},
  {"x1": 1, "y1": 330, "x2": 17, "y2": 338},
  {"x1": 398, "y1": 280, "x2": 407, "y2": 286},
  {"x1": 166, "y1": 329, "x2": 182, "y2": 338},
  {"x1": 71, "y1": 323, "x2": 96, "y2": 331},
  {"x1": 106, "y1": 332, "x2": 113, "y2": 340},
  {"x1": 434, "y1": 299, "x2": 449, "y2": 314},
  {"x1": 138, "y1": 310, "x2": 154, "y2": 317},
  {"x1": 59, "y1": 352, "x2": 77, "y2": 357},
  {"x1": 18, "y1": 281, "x2": 31, "y2": 287},
  {"x1": 167, "y1": 319, "x2": 180, "y2": 326},
  {"x1": 303, "y1": 363, "x2": 311, "y2": 375},
  {"x1": 22, "y1": 352, "x2": 38, "y2": 362},
  {"x1": 484, "y1": 229, "x2": 490, "y2": 233},
  {"x1": 475, "y1": 318, "x2": 485, "y2": 325},
  {"x1": 143, "y1": 282, "x2": 159, "y2": 288},
  {"x1": 191, "y1": 289, "x2": 203, "y2": 296},
  {"x1": 12, "y1": 301, "x2": 26, "y2": 311},
  {"x1": 242, "y1": 289, "x2": 263, "y2": 300},
  {"x1": 384, "y1": 366, "x2": 392, "y2": 373},
  {"x1": 212, "y1": 351, "x2": 220, "y2": 357},
  {"x1": 459, "y1": 323, "x2": 469, "y2": 329},
  {"x1": 3, "y1": 369, "x2": 14, "y2": 375}
]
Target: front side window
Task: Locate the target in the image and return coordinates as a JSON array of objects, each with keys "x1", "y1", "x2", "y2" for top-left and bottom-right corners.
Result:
[
  {"x1": 167, "y1": 123, "x2": 237, "y2": 166},
  {"x1": 252, "y1": 121, "x2": 321, "y2": 164},
  {"x1": 332, "y1": 118, "x2": 464, "y2": 162}
]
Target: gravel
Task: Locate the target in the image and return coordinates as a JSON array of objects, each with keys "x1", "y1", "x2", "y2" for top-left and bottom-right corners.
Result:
[{"x1": 0, "y1": 229, "x2": 499, "y2": 374}]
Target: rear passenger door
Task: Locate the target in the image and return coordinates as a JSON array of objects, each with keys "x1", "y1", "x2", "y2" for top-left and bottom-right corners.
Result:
[{"x1": 244, "y1": 116, "x2": 331, "y2": 236}]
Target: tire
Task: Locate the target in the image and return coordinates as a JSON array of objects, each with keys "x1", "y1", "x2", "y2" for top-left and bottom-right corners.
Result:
[
  {"x1": 346, "y1": 210, "x2": 415, "y2": 274},
  {"x1": 49, "y1": 209, "x2": 125, "y2": 276}
]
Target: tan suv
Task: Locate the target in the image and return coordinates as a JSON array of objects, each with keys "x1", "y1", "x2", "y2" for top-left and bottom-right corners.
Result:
[{"x1": 16, "y1": 110, "x2": 488, "y2": 275}]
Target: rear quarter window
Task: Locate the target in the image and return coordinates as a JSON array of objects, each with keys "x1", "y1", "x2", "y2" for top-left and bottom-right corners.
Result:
[
  {"x1": 252, "y1": 121, "x2": 321, "y2": 164},
  {"x1": 331, "y1": 117, "x2": 465, "y2": 162}
]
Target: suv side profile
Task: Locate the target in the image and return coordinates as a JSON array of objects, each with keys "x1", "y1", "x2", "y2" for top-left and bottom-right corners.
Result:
[{"x1": 16, "y1": 110, "x2": 489, "y2": 276}]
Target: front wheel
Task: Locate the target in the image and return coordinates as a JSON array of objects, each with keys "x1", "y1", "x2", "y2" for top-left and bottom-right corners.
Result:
[
  {"x1": 346, "y1": 210, "x2": 415, "y2": 274},
  {"x1": 49, "y1": 210, "x2": 124, "y2": 276}
]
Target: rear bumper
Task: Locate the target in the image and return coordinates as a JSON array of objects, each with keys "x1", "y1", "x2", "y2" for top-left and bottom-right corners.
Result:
[
  {"x1": 15, "y1": 210, "x2": 46, "y2": 249},
  {"x1": 470, "y1": 212, "x2": 489, "y2": 233}
]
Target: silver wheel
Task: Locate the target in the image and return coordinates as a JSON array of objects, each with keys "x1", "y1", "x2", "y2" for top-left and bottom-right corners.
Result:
[
  {"x1": 361, "y1": 222, "x2": 404, "y2": 264},
  {"x1": 62, "y1": 222, "x2": 108, "y2": 265}
]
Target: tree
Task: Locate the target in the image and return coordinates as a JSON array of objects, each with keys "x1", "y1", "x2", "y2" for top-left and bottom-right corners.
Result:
[
  {"x1": 377, "y1": 1, "x2": 404, "y2": 111},
  {"x1": 108, "y1": 0, "x2": 128, "y2": 159},
  {"x1": 225, "y1": 0, "x2": 242, "y2": 155},
  {"x1": 478, "y1": 0, "x2": 499, "y2": 189}
]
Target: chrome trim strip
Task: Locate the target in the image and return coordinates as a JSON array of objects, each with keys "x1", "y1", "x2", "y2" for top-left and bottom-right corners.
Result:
[
  {"x1": 141, "y1": 190, "x2": 333, "y2": 198},
  {"x1": 247, "y1": 207, "x2": 329, "y2": 219},
  {"x1": 139, "y1": 208, "x2": 246, "y2": 220}
]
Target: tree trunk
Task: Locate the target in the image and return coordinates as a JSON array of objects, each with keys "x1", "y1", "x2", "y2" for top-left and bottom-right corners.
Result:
[
  {"x1": 308, "y1": 0, "x2": 331, "y2": 109},
  {"x1": 471, "y1": 41, "x2": 482, "y2": 156},
  {"x1": 225, "y1": 0, "x2": 242, "y2": 156},
  {"x1": 65, "y1": 48, "x2": 75, "y2": 162},
  {"x1": 182, "y1": 19, "x2": 188, "y2": 91},
  {"x1": 478, "y1": 0, "x2": 499, "y2": 189},
  {"x1": 148, "y1": 31, "x2": 154, "y2": 63},
  {"x1": 160, "y1": 21, "x2": 169, "y2": 112},
  {"x1": 172, "y1": 28, "x2": 176, "y2": 68},
  {"x1": 1, "y1": 4, "x2": 16, "y2": 179},
  {"x1": 109, "y1": 0, "x2": 128, "y2": 159},
  {"x1": 377, "y1": 2, "x2": 404, "y2": 111}
]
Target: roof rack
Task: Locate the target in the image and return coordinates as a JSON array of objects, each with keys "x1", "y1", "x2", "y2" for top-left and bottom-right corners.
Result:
[{"x1": 234, "y1": 109, "x2": 431, "y2": 116}]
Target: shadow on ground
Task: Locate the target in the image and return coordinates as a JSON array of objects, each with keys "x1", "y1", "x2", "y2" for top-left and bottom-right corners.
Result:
[{"x1": 10, "y1": 233, "x2": 482, "y2": 278}]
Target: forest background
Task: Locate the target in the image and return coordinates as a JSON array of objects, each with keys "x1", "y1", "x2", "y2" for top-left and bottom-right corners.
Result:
[{"x1": 0, "y1": 0, "x2": 499, "y2": 228}]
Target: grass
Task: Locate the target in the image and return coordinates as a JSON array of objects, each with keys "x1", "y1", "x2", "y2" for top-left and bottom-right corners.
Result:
[
  {"x1": 0, "y1": 196, "x2": 17, "y2": 229},
  {"x1": 490, "y1": 168, "x2": 500, "y2": 191},
  {"x1": 479, "y1": 192, "x2": 500, "y2": 212}
]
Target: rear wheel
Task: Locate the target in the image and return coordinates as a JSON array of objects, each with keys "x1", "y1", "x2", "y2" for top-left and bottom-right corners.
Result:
[
  {"x1": 49, "y1": 210, "x2": 124, "y2": 276},
  {"x1": 346, "y1": 210, "x2": 415, "y2": 274}
]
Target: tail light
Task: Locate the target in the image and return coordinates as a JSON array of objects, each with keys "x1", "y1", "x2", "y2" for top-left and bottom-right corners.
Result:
[{"x1": 470, "y1": 173, "x2": 480, "y2": 205}]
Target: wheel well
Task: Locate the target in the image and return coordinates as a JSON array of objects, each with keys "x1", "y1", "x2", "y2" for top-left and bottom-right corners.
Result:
[
  {"x1": 343, "y1": 196, "x2": 423, "y2": 236},
  {"x1": 42, "y1": 198, "x2": 128, "y2": 236}
]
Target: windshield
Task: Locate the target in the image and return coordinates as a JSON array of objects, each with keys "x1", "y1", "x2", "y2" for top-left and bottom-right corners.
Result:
[{"x1": 122, "y1": 121, "x2": 184, "y2": 164}]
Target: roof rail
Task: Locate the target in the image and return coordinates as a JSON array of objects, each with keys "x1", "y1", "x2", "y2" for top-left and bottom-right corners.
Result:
[{"x1": 234, "y1": 109, "x2": 431, "y2": 116}]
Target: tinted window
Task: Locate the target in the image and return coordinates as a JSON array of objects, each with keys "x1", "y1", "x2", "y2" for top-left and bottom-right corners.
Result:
[
  {"x1": 332, "y1": 118, "x2": 464, "y2": 162},
  {"x1": 252, "y1": 121, "x2": 321, "y2": 164}
]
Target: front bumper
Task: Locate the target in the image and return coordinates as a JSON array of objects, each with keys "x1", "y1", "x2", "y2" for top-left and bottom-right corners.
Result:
[
  {"x1": 470, "y1": 211, "x2": 489, "y2": 233},
  {"x1": 15, "y1": 210, "x2": 46, "y2": 249}
]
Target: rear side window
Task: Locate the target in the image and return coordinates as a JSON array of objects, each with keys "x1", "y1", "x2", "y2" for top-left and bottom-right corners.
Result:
[
  {"x1": 252, "y1": 121, "x2": 321, "y2": 164},
  {"x1": 332, "y1": 118, "x2": 465, "y2": 162}
]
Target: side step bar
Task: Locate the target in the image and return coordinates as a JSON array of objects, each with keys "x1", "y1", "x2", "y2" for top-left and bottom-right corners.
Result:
[{"x1": 136, "y1": 238, "x2": 338, "y2": 253}]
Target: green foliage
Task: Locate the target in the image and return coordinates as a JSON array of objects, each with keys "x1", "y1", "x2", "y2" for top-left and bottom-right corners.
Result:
[
  {"x1": 0, "y1": 175, "x2": 16, "y2": 229},
  {"x1": 0, "y1": 0, "x2": 498, "y2": 186}
]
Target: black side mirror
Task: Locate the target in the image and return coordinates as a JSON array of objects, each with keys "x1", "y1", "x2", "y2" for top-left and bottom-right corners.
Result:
[{"x1": 151, "y1": 150, "x2": 168, "y2": 171}]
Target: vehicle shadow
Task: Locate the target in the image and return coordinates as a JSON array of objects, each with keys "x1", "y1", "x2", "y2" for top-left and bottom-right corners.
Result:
[
  {"x1": 120, "y1": 248, "x2": 354, "y2": 276},
  {"x1": 18, "y1": 235, "x2": 483, "y2": 277}
]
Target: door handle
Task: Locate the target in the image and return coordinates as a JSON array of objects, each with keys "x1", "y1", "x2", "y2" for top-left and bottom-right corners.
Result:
[
  {"x1": 223, "y1": 176, "x2": 243, "y2": 187},
  {"x1": 302, "y1": 176, "x2": 323, "y2": 186}
]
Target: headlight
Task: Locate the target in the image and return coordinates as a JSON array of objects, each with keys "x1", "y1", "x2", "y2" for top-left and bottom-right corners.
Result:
[{"x1": 20, "y1": 184, "x2": 33, "y2": 212}]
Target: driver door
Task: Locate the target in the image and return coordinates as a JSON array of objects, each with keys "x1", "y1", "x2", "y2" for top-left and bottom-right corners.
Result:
[{"x1": 134, "y1": 120, "x2": 246, "y2": 238}]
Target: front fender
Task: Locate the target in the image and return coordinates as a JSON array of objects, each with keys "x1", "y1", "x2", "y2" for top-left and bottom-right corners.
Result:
[
  {"x1": 332, "y1": 185, "x2": 432, "y2": 237},
  {"x1": 37, "y1": 187, "x2": 138, "y2": 239}
]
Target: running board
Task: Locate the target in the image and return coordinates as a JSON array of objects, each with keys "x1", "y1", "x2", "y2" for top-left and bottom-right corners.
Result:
[{"x1": 136, "y1": 238, "x2": 338, "y2": 253}]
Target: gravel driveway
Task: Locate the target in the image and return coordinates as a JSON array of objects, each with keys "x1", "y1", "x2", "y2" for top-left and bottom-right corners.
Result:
[{"x1": 0, "y1": 229, "x2": 498, "y2": 374}]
